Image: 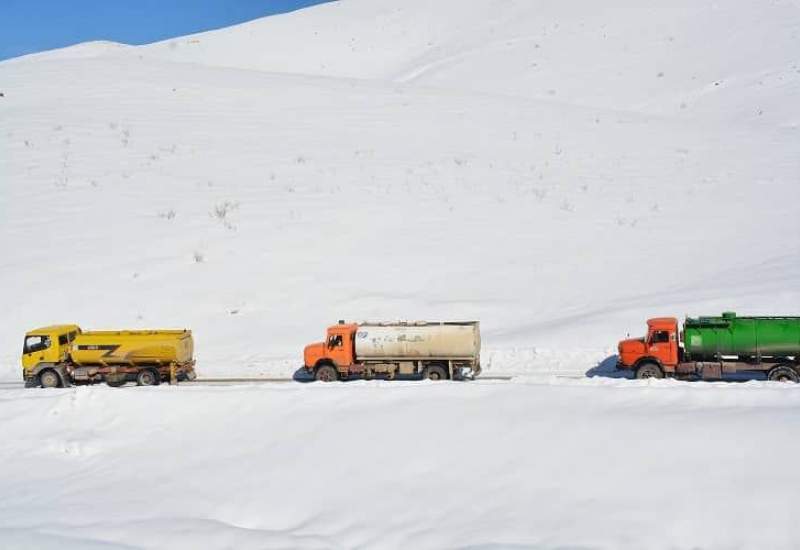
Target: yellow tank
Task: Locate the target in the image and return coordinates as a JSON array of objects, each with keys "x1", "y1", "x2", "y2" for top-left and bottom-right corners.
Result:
[{"x1": 69, "y1": 330, "x2": 194, "y2": 366}]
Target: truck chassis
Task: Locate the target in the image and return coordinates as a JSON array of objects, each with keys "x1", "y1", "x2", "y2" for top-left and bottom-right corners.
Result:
[
  {"x1": 635, "y1": 359, "x2": 799, "y2": 382},
  {"x1": 25, "y1": 360, "x2": 197, "y2": 388},
  {"x1": 311, "y1": 357, "x2": 480, "y2": 382}
]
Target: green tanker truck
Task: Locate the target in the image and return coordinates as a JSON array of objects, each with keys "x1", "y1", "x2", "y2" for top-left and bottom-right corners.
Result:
[{"x1": 617, "y1": 312, "x2": 800, "y2": 381}]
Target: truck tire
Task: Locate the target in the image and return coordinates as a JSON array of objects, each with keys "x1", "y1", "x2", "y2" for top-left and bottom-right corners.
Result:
[
  {"x1": 767, "y1": 366, "x2": 799, "y2": 383},
  {"x1": 423, "y1": 365, "x2": 448, "y2": 381},
  {"x1": 136, "y1": 369, "x2": 159, "y2": 386},
  {"x1": 635, "y1": 362, "x2": 664, "y2": 380},
  {"x1": 105, "y1": 374, "x2": 127, "y2": 387},
  {"x1": 39, "y1": 369, "x2": 61, "y2": 389},
  {"x1": 315, "y1": 364, "x2": 339, "y2": 382}
]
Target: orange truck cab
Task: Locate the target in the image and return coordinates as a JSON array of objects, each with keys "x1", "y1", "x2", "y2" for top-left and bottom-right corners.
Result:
[
  {"x1": 303, "y1": 323, "x2": 358, "y2": 378},
  {"x1": 617, "y1": 317, "x2": 680, "y2": 378}
]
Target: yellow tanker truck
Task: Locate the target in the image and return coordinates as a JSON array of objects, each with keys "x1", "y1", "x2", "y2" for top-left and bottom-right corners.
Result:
[{"x1": 22, "y1": 324, "x2": 196, "y2": 388}]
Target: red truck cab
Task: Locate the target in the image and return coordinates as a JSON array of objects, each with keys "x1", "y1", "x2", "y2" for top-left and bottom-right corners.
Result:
[{"x1": 617, "y1": 317, "x2": 680, "y2": 378}]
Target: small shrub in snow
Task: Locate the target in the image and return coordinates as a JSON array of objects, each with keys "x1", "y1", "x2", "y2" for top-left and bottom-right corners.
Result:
[
  {"x1": 193, "y1": 251, "x2": 204, "y2": 263},
  {"x1": 212, "y1": 201, "x2": 236, "y2": 220},
  {"x1": 615, "y1": 215, "x2": 639, "y2": 228},
  {"x1": 211, "y1": 201, "x2": 239, "y2": 230}
]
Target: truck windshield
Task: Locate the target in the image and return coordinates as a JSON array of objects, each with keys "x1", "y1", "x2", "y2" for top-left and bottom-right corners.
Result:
[
  {"x1": 649, "y1": 331, "x2": 670, "y2": 344},
  {"x1": 328, "y1": 334, "x2": 343, "y2": 348},
  {"x1": 24, "y1": 335, "x2": 51, "y2": 354}
]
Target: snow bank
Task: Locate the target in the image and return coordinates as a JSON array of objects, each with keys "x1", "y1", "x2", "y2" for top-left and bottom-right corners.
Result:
[{"x1": 1, "y1": 379, "x2": 799, "y2": 549}]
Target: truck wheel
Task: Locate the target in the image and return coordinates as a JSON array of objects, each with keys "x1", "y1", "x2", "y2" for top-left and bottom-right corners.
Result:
[
  {"x1": 105, "y1": 374, "x2": 127, "y2": 387},
  {"x1": 315, "y1": 365, "x2": 339, "y2": 382},
  {"x1": 768, "y1": 366, "x2": 799, "y2": 383},
  {"x1": 423, "y1": 365, "x2": 448, "y2": 381},
  {"x1": 137, "y1": 369, "x2": 159, "y2": 386},
  {"x1": 635, "y1": 363, "x2": 664, "y2": 380},
  {"x1": 39, "y1": 369, "x2": 61, "y2": 389}
]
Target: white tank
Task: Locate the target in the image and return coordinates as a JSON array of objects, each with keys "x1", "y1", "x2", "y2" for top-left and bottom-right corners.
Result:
[{"x1": 354, "y1": 322, "x2": 480, "y2": 360}]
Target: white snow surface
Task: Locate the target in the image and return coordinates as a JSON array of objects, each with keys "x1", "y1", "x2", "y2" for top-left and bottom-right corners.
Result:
[
  {"x1": 2, "y1": 379, "x2": 800, "y2": 550},
  {"x1": 0, "y1": 0, "x2": 799, "y2": 547}
]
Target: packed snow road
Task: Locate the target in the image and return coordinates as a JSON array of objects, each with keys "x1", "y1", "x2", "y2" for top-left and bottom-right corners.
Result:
[
  {"x1": 0, "y1": 374, "x2": 547, "y2": 391},
  {"x1": 1, "y1": 377, "x2": 799, "y2": 549}
]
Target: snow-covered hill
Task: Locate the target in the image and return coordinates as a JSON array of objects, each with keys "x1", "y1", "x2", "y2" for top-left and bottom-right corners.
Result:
[
  {"x1": 141, "y1": 0, "x2": 800, "y2": 124},
  {"x1": 1, "y1": 1, "x2": 800, "y2": 548},
  {"x1": 1, "y1": 0, "x2": 797, "y2": 379}
]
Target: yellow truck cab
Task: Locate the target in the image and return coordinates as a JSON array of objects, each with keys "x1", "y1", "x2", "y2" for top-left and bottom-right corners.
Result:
[{"x1": 22, "y1": 325, "x2": 80, "y2": 384}]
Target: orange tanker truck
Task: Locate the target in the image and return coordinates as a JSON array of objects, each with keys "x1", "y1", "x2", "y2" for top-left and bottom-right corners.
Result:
[
  {"x1": 22, "y1": 324, "x2": 196, "y2": 388},
  {"x1": 303, "y1": 321, "x2": 481, "y2": 381},
  {"x1": 618, "y1": 312, "x2": 800, "y2": 381}
]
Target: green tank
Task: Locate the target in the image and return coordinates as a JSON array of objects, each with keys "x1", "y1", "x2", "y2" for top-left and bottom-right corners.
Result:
[{"x1": 684, "y1": 312, "x2": 800, "y2": 362}]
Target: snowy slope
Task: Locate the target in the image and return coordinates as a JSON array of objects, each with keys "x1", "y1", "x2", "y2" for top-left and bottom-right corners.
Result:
[
  {"x1": 140, "y1": 0, "x2": 800, "y2": 124},
  {"x1": 1, "y1": 0, "x2": 798, "y2": 379}
]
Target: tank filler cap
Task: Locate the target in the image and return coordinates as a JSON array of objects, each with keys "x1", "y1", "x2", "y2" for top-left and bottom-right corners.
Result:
[{"x1": 722, "y1": 311, "x2": 736, "y2": 319}]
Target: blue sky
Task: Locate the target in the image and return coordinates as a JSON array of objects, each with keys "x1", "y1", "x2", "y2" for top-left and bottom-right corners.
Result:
[{"x1": 0, "y1": 0, "x2": 332, "y2": 61}]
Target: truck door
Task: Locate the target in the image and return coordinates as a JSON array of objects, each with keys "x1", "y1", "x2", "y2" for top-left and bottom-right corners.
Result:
[
  {"x1": 326, "y1": 329, "x2": 352, "y2": 367},
  {"x1": 648, "y1": 329, "x2": 677, "y2": 366},
  {"x1": 22, "y1": 334, "x2": 54, "y2": 370}
]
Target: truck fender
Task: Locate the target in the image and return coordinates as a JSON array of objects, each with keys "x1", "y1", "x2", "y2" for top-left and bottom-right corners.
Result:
[
  {"x1": 633, "y1": 357, "x2": 663, "y2": 370},
  {"x1": 314, "y1": 359, "x2": 336, "y2": 370},
  {"x1": 31, "y1": 363, "x2": 71, "y2": 388}
]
